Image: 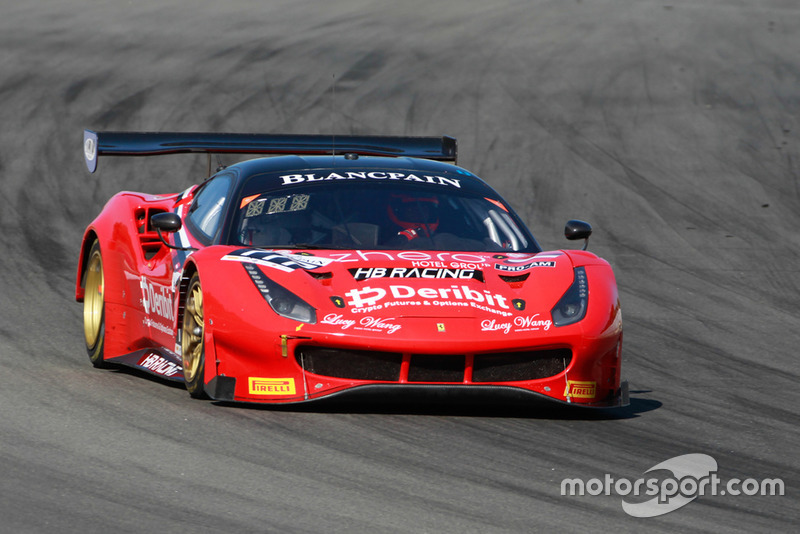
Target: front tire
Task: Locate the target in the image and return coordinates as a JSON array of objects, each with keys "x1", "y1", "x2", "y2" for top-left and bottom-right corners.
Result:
[
  {"x1": 83, "y1": 240, "x2": 109, "y2": 368},
  {"x1": 181, "y1": 273, "x2": 208, "y2": 399}
]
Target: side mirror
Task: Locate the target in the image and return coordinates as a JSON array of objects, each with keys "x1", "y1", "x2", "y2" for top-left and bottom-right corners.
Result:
[
  {"x1": 150, "y1": 212, "x2": 195, "y2": 251},
  {"x1": 565, "y1": 219, "x2": 592, "y2": 250},
  {"x1": 150, "y1": 212, "x2": 182, "y2": 233}
]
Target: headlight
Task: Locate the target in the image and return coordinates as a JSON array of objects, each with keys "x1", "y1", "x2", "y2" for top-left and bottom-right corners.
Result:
[
  {"x1": 551, "y1": 267, "x2": 588, "y2": 326},
  {"x1": 242, "y1": 263, "x2": 317, "y2": 323}
]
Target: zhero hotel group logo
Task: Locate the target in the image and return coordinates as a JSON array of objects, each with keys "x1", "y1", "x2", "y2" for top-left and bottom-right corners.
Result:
[{"x1": 561, "y1": 454, "x2": 784, "y2": 517}]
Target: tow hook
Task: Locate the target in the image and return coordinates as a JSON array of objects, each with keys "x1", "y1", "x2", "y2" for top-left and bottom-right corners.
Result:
[{"x1": 280, "y1": 335, "x2": 311, "y2": 358}]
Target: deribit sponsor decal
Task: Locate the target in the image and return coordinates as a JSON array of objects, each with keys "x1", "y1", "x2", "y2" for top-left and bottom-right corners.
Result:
[
  {"x1": 320, "y1": 313, "x2": 402, "y2": 334},
  {"x1": 248, "y1": 377, "x2": 297, "y2": 396},
  {"x1": 564, "y1": 380, "x2": 596, "y2": 399},
  {"x1": 278, "y1": 171, "x2": 461, "y2": 188},
  {"x1": 137, "y1": 352, "x2": 182, "y2": 377},
  {"x1": 143, "y1": 316, "x2": 173, "y2": 336},
  {"x1": 222, "y1": 248, "x2": 333, "y2": 272},
  {"x1": 344, "y1": 284, "x2": 513, "y2": 317},
  {"x1": 140, "y1": 277, "x2": 174, "y2": 321}
]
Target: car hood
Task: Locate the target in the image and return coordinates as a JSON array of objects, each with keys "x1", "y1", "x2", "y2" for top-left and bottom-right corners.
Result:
[{"x1": 219, "y1": 247, "x2": 577, "y2": 324}]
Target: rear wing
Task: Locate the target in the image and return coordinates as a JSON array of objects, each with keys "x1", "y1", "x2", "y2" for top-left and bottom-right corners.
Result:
[{"x1": 83, "y1": 130, "x2": 457, "y2": 173}]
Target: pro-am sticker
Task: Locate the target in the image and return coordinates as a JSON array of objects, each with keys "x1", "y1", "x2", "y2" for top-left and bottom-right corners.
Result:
[
  {"x1": 495, "y1": 260, "x2": 556, "y2": 272},
  {"x1": 222, "y1": 249, "x2": 333, "y2": 272}
]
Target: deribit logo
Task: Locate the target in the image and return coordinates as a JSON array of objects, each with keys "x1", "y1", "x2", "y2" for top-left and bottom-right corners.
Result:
[
  {"x1": 140, "y1": 277, "x2": 174, "y2": 321},
  {"x1": 344, "y1": 284, "x2": 510, "y2": 310},
  {"x1": 560, "y1": 453, "x2": 785, "y2": 517}
]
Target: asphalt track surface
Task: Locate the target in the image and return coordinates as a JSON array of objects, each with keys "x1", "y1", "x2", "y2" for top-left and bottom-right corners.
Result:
[{"x1": 1, "y1": 0, "x2": 798, "y2": 532}]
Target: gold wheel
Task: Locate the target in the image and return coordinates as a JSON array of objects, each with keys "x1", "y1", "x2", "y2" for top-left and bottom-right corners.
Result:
[
  {"x1": 181, "y1": 274, "x2": 207, "y2": 398},
  {"x1": 83, "y1": 241, "x2": 107, "y2": 366}
]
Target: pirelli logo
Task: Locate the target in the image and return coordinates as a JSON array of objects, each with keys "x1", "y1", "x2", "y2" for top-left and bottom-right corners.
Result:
[
  {"x1": 564, "y1": 381, "x2": 596, "y2": 399},
  {"x1": 248, "y1": 377, "x2": 296, "y2": 396}
]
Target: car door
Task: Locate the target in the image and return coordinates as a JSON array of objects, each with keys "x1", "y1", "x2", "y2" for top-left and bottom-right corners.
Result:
[{"x1": 140, "y1": 173, "x2": 235, "y2": 350}]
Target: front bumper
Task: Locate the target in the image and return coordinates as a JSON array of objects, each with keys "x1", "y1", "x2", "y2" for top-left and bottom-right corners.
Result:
[{"x1": 207, "y1": 379, "x2": 629, "y2": 409}]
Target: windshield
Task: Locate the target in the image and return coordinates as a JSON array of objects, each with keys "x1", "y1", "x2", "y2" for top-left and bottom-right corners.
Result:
[{"x1": 230, "y1": 178, "x2": 540, "y2": 252}]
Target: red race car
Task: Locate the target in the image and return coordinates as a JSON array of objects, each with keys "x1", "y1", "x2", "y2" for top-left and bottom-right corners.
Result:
[{"x1": 77, "y1": 130, "x2": 627, "y2": 407}]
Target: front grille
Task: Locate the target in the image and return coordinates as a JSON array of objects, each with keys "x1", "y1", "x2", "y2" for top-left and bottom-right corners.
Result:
[
  {"x1": 296, "y1": 347, "x2": 402, "y2": 381},
  {"x1": 408, "y1": 354, "x2": 465, "y2": 383},
  {"x1": 472, "y1": 349, "x2": 571, "y2": 382},
  {"x1": 296, "y1": 346, "x2": 571, "y2": 383}
]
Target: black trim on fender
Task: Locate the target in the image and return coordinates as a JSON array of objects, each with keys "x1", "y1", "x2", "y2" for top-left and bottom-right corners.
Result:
[{"x1": 206, "y1": 375, "x2": 237, "y2": 401}]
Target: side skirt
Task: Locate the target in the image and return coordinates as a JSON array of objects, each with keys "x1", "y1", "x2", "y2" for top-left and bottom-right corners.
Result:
[{"x1": 106, "y1": 348, "x2": 184, "y2": 383}]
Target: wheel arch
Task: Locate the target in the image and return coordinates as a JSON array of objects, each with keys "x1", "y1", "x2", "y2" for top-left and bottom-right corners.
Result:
[
  {"x1": 76, "y1": 229, "x2": 100, "y2": 301},
  {"x1": 177, "y1": 260, "x2": 216, "y2": 399},
  {"x1": 177, "y1": 260, "x2": 199, "y2": 328}
]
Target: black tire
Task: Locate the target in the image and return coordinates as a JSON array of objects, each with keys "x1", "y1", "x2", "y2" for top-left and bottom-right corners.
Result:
[
  {"x1": 83, "y1": 240, "x2": 110, "y2": 368},
  {"x1": 181, "y1": 273, "x2": 208, "y2": 399}
]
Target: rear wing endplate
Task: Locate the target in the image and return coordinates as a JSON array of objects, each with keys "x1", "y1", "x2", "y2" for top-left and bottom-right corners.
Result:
[{"x1": 83, "y1": 130, "x2": 457, "y2": 173}]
